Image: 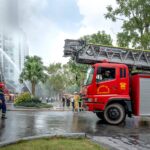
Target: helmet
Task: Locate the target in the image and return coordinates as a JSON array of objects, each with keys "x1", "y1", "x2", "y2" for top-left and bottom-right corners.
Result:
[
  {"x1": 0, "y1": 83, "x2": 5, "y2": 92},
  {"x1": 106, "y1": 70, "x2": 110, "y2": 74},
  {"x1": 0, "y1": 83, "x2": 4, "y2": 88}
]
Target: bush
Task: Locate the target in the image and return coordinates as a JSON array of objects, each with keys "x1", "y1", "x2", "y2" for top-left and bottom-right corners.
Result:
[
  {"x1": 30, "y1": 97, "x2": 41, "y2": 103},
  {"x1": 14, "y1": 92, "x2": 52, "y2": 108},
  {"x1": 14, "y1": 92, "x2": 31, "y2": 104}
]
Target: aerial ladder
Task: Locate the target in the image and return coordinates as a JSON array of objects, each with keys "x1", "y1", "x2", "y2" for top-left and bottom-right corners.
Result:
[
  {"x1": 64, "y1": 39, "x2": 150, "y2": 125},
  {"x1": 64, "y1": 39, "x2": 150, "y2": 71}
]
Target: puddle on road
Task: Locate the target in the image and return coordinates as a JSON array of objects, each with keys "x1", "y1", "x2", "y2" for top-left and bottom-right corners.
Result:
[
  {"x1": 93, "y1": 135, "x2": 150, "y2": 150},
  {"x1": 125, "y1": 117, "x2": 150, "y2": 128}
]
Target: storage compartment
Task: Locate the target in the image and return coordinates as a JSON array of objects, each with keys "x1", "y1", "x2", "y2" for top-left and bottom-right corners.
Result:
[
  {"x1": 140, "y1": 78, "x2": 150, "y2": 115},
  {"x1": 131, "y1": 74, "x2": 150, "y2": 116}
]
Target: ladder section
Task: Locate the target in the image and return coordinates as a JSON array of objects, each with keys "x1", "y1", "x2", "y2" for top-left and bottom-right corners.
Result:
[{"x1": 64, "y1": 39, "x2": 150, "y2": 68}]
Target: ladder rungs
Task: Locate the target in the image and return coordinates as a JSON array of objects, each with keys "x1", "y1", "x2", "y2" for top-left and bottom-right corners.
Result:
[{"x1": 64, "y1": 39, "x2": 150, "y2": 69}]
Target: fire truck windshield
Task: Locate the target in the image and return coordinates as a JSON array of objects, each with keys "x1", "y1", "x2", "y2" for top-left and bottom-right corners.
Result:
[{"x1": 84, "y1": 67, "x2": 94, "y2": 85}]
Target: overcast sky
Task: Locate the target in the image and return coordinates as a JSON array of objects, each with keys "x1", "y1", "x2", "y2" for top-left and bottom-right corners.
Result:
[{"x1": 19, "y1": 0, "x2": 122, "y2": 65}]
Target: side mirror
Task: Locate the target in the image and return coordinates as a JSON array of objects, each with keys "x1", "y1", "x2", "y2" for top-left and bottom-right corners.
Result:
[{"x1": 96, "y1": 74, "x2": 102, "y2": 82}]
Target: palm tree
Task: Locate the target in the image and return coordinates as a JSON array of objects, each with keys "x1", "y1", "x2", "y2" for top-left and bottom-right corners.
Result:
[{"x1": 19, "y1": 56, "x2": 47, "y2": 96}]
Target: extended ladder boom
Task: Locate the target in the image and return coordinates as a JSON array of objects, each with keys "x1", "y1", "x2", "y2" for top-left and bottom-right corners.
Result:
[{"x1": 64, "y1": 39, "x2": 150, "y2": 70}]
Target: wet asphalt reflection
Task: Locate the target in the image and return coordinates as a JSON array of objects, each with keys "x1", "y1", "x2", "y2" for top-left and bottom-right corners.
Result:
[{"x1": 0, "y1": 111, "x2": 150, "y2": 149}]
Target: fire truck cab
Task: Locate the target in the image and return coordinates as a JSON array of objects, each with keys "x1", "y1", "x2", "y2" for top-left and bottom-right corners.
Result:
[{"x1": 82, "y1": 62, "x2": 131, "y2": 124}]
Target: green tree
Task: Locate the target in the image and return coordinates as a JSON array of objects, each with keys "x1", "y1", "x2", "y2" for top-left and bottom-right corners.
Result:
[
  {"x1": 105, "y1": 0, "x2": 150, "y2": 49},
  {"x1": 66, "y1": 59, "x2": 88, "y2": 88},
  {"x1": 81, "y1": 30, "x2": 113, "y2": 45},
  {"x1": 19, "y1": 56, "x2": 47, "y2": 96},
  {"x1": 47, "y1": 63, "x2": 67, "y2": 94},
  {"x1": 47, "y1": 62, "x2": 86, "y2": 94}
]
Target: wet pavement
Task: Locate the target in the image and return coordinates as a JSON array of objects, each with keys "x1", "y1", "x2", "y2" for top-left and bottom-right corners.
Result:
[{"x1": 0, "y1": 110, "x2": 150, "y2": 150}]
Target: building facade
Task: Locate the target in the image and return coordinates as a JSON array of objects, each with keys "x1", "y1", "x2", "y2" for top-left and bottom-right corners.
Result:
[
  {"x1": 0, "y1": 30, "x2": 29, "y2": 92},
  {"x1": 0, "y1": 0, "x2": 29, "y2": 92}
]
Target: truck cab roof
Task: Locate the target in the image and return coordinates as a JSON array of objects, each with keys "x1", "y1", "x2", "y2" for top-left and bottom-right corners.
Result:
[{"x1": 92, "y1": 62, "x2": 128, "y2": 68}]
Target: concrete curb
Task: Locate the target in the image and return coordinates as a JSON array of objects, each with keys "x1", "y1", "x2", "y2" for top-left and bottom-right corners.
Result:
[
  {"x1": 7, "y1": 108, "x2": 54, "y2": 111},
  {"x1": 0, "y1": 133, "x2": 86, "y2": 147},
  {"x1": 7, "y1": 108, "x2": 72, "y2": 111},
  {"x1": 6, "y1": 104, "x2": 72, "y2": 111}
]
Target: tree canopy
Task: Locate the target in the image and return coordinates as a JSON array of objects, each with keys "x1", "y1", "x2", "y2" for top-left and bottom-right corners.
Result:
[
  {"x1": 105, "y1": 0, "x2": 150, "y2": 49},
  {"x1": 46, "y1": 61, "x2": 87, "y2": 94},
  {"x1": 81, "y1": 30, "x2": 113, "y2": 45},
  {"x1": 47, "y1": 63, "x2": 67, "y2": 94},
  {"x1": 19, "y1": 56, "x2": 47, "y2": 95}
]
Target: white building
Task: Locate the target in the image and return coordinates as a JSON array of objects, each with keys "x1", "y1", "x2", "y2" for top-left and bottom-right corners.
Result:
[
  {"x1": 0, "y1": 0, "x2": 29, "y2": 92},
  {"x1": 0, "y1": 30, "x2": 29, "y2": 92}
]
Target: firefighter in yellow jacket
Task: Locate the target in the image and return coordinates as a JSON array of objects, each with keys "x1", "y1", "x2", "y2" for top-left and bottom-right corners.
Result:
[{"x1": 74, "y1": 92, "x2": 80, "y2": 112}]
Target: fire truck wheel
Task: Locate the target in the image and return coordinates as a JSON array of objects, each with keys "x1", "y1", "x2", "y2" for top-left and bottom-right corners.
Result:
[
  {"x1": 96, "y1": 112, "x2": 104, "y2": 120},
  {"x1": 104, "y1": 103, "x2": 126, "y2": 125}
]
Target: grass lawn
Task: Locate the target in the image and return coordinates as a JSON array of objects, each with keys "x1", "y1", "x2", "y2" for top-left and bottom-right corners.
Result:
[{"x1": 0, "y1": 138, "x2": 106, "y2": 150}]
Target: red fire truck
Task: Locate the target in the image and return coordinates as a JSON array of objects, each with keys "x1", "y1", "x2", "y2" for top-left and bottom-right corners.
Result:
[{"x1": 64, "y1": 39, "x2": 150, "y2": 125}]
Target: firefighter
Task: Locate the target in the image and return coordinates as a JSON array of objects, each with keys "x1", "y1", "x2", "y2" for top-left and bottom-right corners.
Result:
[
  {"x1": 74, "y1": 92, "x2": 80, "y2": 112},
  {"x1": 78, "y1": 94, "x2": 83, "y2": 111},
  {"x1": 103, "y1": 70, "x2": 112, "y2": 80},
  {"x1": 0, "y1": 85, "x2": 7, "y2": 119}
]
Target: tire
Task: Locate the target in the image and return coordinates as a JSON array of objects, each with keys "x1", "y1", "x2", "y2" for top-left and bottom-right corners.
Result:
[
  {"x1": 96, "y1": 112, "x2": 104, "y2": 120},
  {"x1": 104, "y1": 103, "x2": 126, "y2": 125}
]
